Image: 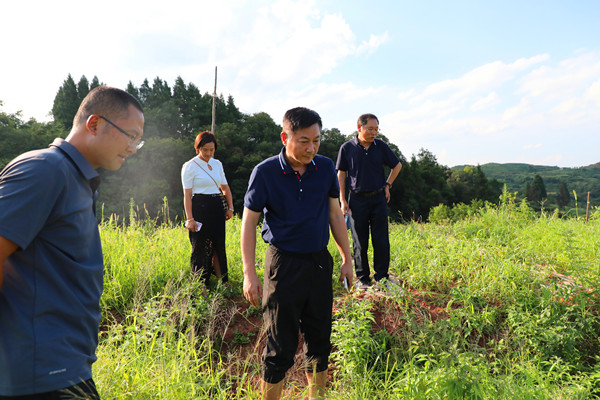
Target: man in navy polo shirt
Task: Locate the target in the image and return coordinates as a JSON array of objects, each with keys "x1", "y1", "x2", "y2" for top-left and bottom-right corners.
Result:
[
  {"x1": 241, "y1": 107, "x2": 352, "y2": 400},
  {"x1": 336, "y1": 113, "x2": 402, "y2": 291},
  {"x1": 0, "y1": 86, "x2": 144, "y2": 399}
]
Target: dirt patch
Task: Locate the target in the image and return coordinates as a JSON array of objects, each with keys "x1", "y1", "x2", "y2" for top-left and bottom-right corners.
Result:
[
  {"x1": 103, "y1": 287, "x2": 453, "y2": 397},
  {"x1": 218, "y1": 295, "x2": 312, "y2": 396},
  {"x1": 220, "y1": 296, "x2": 263, "y2": 357}
]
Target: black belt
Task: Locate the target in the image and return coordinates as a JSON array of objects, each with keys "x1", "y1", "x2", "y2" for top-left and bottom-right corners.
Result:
[
  {"x1": 352, "y1": 188, "x2": 384, "y2": 198},
  {"x1": 193, "y1": 193, "x2": 221, "y2": 197},
  {"x1": 269, "y1": 244, "x2": 328, "y2": 259},
  {"x1": 269, "y1": 245, "x2": 330, "y2": 267}
]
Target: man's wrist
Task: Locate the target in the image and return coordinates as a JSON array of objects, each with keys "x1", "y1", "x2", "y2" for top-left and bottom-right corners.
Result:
[
  {"x1": 243, "y1": 269, "x2": 258, "y2": 279},
  {"x1": 385, "y1": 182, "x2": 392, "y2": 189}
]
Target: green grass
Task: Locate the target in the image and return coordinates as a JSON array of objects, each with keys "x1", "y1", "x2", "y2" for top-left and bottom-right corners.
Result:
[{"x1": 94, "y1": 202, "x2": 600, "y2": 399}]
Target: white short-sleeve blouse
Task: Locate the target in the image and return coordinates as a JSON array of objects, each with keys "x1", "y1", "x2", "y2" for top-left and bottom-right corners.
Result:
[{"x1": 181, "y1": 156, "x2": 228, "y2": 195}]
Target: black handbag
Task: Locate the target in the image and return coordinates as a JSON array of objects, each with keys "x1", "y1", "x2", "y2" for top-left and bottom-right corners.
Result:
[{"x1": 219, "y1": 192, "x2": 228, "y2": 212}]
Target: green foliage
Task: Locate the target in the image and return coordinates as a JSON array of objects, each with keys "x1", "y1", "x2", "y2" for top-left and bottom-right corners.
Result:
[
  {"x1": 0, "y1": 108, "x2": 65, "y2": 166},
  {"x1": 506, "y1": 285, "x2": 600, "y2": 370},
  {"x1": 447, "y1": 165, "x2": 503, "y2": 205},
  {"x1": 318, "y1": 127, "x2": 348, "y2": 161},
  {"x1": 331, "y1": 297, "x2": 377, "y2": 379},
  {"x1": 393, "y1": 149, "x2": 453, "y2": 221},
  {"x1": 428, "y1": 200, "x2": 487, "y2": 224},
  {"x1": 231, "y1": 330, "x2": 256, "y2": 345}
]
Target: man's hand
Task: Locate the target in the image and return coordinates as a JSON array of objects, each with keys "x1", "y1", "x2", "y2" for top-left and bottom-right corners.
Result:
[
  {"x1": 340, "y1": 199, "x2": 350, "y2": 216},
  {"x1": 338, "y1": 260, "x2": 354, "y2": 288},
  {"x1": 241, "y1": 207, "x2": 262, "y2": 307},
  {"x1": 243, "y1": 273, "x2": 263, "y2": 307}
]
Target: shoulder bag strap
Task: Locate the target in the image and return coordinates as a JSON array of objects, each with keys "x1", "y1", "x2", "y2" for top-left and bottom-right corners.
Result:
[{"x1": 192, "y1": 159, "x2": 223, "y2": 194}]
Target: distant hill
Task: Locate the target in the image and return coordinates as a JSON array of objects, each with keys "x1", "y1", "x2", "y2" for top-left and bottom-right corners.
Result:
[{"x1": 452, "y1": 162, "x2": 600, "y2": 207}]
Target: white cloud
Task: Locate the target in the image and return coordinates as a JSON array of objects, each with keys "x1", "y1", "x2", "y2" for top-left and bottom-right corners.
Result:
[
  {"x1": 0, "y1": 0, "x2": 363, "y2": 122},
  {"x1": 470, "y1": 92, "x2": 500, "y2": 111},
  {"x1": 417, "y1": 55, "x2": 548, "y2": 102},
  {"x1": 585, "y1": 80, "x2": 600, "y2": 106},
  {"x1": 356, "y1": 32, "x2": 390, "y2": 55},
  {"x1": 381, "y1": 51, "x2": 600, "y2": 166},
  {"x1": 523, "y1": 144, "x2": 542, "y2": 149},
  {"x1": 518, "y1": 52, "x2": 600, "y2": 99}
]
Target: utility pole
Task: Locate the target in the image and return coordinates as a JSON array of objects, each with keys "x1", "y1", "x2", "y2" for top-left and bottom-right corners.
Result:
[{"x1": 211, "y1": 66, "x2": 217, "y2": 134}]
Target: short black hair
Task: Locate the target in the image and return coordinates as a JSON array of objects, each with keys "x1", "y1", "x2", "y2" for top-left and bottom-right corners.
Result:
[
  {"x1": 357, "y1": 113, "x2": 379, "y2": 126},
  {"x1": 74, "y1": 86, "x2": 143, "y2": 126},
  {"x1": 283, "y1": 107, "x2": 322, "y2": 132}
]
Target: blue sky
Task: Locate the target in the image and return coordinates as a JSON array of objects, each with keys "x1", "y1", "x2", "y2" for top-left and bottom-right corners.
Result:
[{"x1": 1, "y1": 0, "x2": 599, "y2": 167}]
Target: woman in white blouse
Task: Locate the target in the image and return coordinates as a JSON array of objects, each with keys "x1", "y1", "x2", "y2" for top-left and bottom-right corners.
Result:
[{"x1": 181, "y1": 131, "x2": 234, "y2": 285}]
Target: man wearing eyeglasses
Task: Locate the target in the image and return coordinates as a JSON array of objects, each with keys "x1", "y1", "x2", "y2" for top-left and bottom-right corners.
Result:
[
  {"x1": 336, "y1": 113, "x2": 402, "y2": 292},
  {"x1": 0, "y1": 86, "x2": 144, "y2": 399}
]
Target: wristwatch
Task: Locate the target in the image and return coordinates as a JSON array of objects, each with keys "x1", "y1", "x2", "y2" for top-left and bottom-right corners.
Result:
[{"x1": 385, "y1": 182, "x2": 392, "y2": 189}]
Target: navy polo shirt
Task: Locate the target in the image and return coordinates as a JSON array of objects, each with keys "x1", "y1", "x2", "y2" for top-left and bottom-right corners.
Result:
[
  {"x1": 0, "y1": 139, "x2": 103, "y2": 396},
  {"x1": 244, "y1": 148, "x2": 339, "y2": 253},
  {"x1": 336, "y1": 137, "x2": 400, "y2": 193}
]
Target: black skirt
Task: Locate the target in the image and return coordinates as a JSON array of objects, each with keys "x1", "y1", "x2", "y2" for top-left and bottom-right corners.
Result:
[{"x1": 189, "y1": 193, "x2": 228, "y2": 283}]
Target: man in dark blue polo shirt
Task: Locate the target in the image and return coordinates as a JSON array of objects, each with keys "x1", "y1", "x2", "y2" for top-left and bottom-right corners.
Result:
[
  {"x1": 336, "y1": 113, "x2": 402, "y2": 291},
  {"x1": 0, "y1": 86, "x2": 144, "y2": 399},
  {"x1": 241, "y1": 107, "x2": 352, "y2": 400}
]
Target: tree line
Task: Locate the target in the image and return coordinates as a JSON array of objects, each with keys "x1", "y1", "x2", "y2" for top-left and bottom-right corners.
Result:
[
  {"x1": 1, "y1": 74, "x2": 505, "y2": 223},
  {"x1": 459, "y1": 162, "x2": 600, "y2": 212}
]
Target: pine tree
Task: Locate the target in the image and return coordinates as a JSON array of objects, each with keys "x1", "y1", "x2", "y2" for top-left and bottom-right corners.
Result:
[
  {"x1": 90, "y1": 76, "x2": 101, "y2": 90},
  {"x1": 526, "y1": 174, "x2": 547, "y2": 202},
  {"x1": 556, "y1": 181, "x2": 571, "y2": 208},
  {"x1": 52, "y1": 74, "x2": 80, "y2": 130},
  {"x1": 126, "y1": 81, "x2": 140, "y2": 100},
  {"x1": 76, "y1": 76, "x2": 90, "y2": 103}
]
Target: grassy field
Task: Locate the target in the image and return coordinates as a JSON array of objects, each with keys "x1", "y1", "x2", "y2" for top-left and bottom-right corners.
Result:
[{"x1": 94, "y1": 198, "x2": 600, "y2": 399}]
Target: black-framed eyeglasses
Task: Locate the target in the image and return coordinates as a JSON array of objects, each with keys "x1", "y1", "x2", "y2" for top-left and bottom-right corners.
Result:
[{"x1": 98, "y1": 115, "x2": 145, "y2": 150}]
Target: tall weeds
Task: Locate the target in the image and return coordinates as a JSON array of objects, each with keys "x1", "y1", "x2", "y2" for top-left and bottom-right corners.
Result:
[{"x1": 95, "y1": 201, "x2": 600, "y2": 398}]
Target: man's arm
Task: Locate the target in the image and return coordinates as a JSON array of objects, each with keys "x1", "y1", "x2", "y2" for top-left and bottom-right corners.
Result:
[
  {"x1": 241, "y1": 207, "x2": 263, "y2": 307},
  {"x1": 0, "y1": 236, "x2": 18, "y2": 289},
  {"x1": 329, "y1": 197, "x2": 353, "y2": 285},
  {"x1": 337, "y1": 170, "x2": 349, "y2": 216},
  {"x1": 384, "y1": 162, "x2": 403, "y2": 203}
]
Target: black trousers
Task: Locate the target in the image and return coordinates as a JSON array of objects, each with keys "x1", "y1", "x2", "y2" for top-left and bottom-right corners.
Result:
[
  {"x1": 0, "y1": 379, "x2": 99, "y2": 399},
  {"x1": 348, "y1": 191, "x2": 390, "y2": 284},
  {"x1": 261, "y1": 245, "x2": 334, "y2": 384},
  {"x1": 189, "y1": 194, "x2": 228, "y2": 283}
]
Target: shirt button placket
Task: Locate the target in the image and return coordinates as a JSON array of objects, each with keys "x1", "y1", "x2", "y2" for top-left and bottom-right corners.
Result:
[{"x1": 295, "y1": 171, "x2": 303, "y2": 200}]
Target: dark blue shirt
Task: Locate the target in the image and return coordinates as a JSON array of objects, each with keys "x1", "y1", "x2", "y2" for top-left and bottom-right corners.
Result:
[
  {"x1": 336, "y1": 137, "x2": 400, "y2": 192},
  {"x1": 0, "y1": 139, "x2": 103, "y2": 396},
  {"x1": 244, "y1": 148, "x2": 339, "y2": 253}
]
